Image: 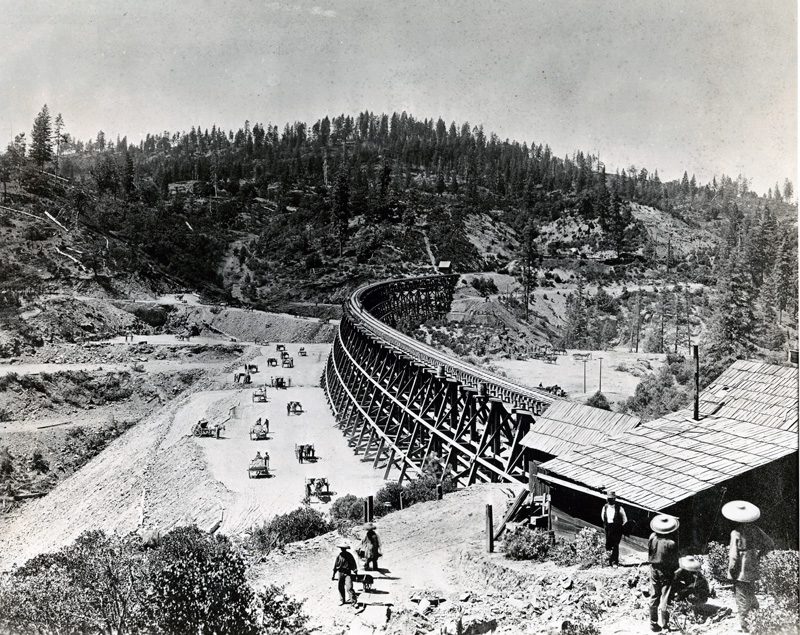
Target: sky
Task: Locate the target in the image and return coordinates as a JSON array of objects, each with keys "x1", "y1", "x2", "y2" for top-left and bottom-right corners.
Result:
[{"x1": 0, "y1": 0, "x2": 795, "y2": 194}]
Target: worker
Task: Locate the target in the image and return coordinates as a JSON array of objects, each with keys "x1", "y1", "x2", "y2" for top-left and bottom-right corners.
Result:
[
  {"x1": 648, "y1": 514, "x2": 680, "y2": 632},
  {"x1": 601, "y1": 490, "x2": 627, "y2": 567},
  {"x1": 287, "y1": 402, "x2": 291, "y2": 416},
  {"x1": 360, "y1": 523, "x2": 382, "y2": 571},
  {"x1": 305, "y1": 479, "x2": 313, "y2": 499},
  {"x1": 253, "y1": 451, "x2": 263, "y2": 463},
  {"x1": 672, "y1": 555, "x2": 710, "y2": 608},
  {"x1": 332, "y1": 544, "x2": 358, "y2": 606},
  {"x1": 263, "y1": 418, "x2": 269, "y2": 433},
  {"x1": 298, "y1": 444, "x2": 305, "y2": 463},
  {"x1": 723, "y1": 500, "x2": 775, "y2": 632}
]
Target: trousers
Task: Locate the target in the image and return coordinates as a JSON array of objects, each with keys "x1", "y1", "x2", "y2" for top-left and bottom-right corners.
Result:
[
  {"x1": 734, "y1": 581, "x2": 759, "y2": 628},
  {"x1": 650, "y1": 566, "x2": 673, "y2": 627},
  {"x1": 338, "y1": 572, "x2": 354, "y2": 603},
  {"x1": 605, "y1": 525, "x2": 623, "y2": 565}
]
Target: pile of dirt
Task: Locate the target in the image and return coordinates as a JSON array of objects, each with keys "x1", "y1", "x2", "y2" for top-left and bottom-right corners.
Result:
[
  {"x1": 167, "y1": 304, "x2": 337, "y2": 343},
  {"x1": 0, "y1": 369, "x2": 201, "y2": 422},
  {"x1": 1, "y1": 296, "x2": 149, "y2": 357},
  {"x1": 24, "y1": 342, "x2": 244, "y2": 366}
]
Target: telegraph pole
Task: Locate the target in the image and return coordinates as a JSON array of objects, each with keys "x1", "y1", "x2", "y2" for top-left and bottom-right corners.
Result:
[{"x1": 598, "y1": 357, "x2": 603, "y2": 393}]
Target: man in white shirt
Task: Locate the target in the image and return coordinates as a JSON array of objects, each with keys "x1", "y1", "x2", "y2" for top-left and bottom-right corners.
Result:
[{"x1": 601, "y1": 490, "x2": 627, "y2": 567}]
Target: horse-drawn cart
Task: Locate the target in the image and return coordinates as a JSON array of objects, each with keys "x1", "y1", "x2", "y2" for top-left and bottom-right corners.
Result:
[
  {"x1": 248, "y1": 454, "x2": 270, "y2": 478},
  {"x1": 192, "y1": 419, "x2": 224, "y2": 438},
  {"x1": 250, "y1": 419, "x2": 269, "y2": 440}
]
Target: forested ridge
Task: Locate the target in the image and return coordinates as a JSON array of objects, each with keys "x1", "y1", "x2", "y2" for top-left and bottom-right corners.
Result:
[{"x1": 0, "y1": 106, "x2": 796, "y2": 371}]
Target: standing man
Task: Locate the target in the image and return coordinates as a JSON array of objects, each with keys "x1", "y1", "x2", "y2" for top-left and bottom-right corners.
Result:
[
  {"x1": 723, "y1": 500, "x2": 775, "y2": 632},
  {"x1": 360, "y1": 523, "x2": 382, "y2": 571},
  {"x1": 601, "y1": 490, "x2": 627, "y2": 567},
  {"x1": 648, "y1": 514, "x2": 680, "y2": 632},
  {"x1": 332, "y1": 544, "x2": 358, "y2": 606},
  {"x1": 286, "y1": 402, "x2": 291, "y2": 416}
]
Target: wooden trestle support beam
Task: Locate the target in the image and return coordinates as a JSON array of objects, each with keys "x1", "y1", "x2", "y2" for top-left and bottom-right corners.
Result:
[{"x1": 321, "y1": 275, "x2": 553, "y2": 486}]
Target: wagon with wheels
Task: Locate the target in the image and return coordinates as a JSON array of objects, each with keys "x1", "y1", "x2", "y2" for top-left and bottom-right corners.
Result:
[
  {"x1": 287, "y1": 401, "x2": 303, "y2": 415},
  {"x1": 295, "y1": 443, "x2": 316, "y2": 462},
  {"x1": 248, "y1": 453, "x2": 270, "y2": 478},
  {"x1": 233, "y1": 372, "x2": 251, "y2": 384},
  {"x1": 252, "y1": 387, "x2": 268, "y2": 403},
  {"x1": 250, "y1": 419, "x2": 269, "y2": 440},
  {"x1": 298, "y1": 347, "x2": 307, "y2": 357},
  {"x1": 267, "y1": 357, "x2": 278, "y2": 367},
  {"x1": 273, "y1": 377, "x2": 288, "y2": 389},
  {"x1": 247, "y1": 364, "x2": 259, "y2": 374},
  {"x1": 281, "y1": 357, "x2": 294, "y2": 368},
  {"x1": 192, "y1": 419, "x2": 224, "y2": 439},
  {"x1": 304, "y1": 477, "x2": 331, "y2": 502},
  {"x1": 280, "y1": 351, "x2": 290, "y2": 360},
  {"x1": 276, "y1": 344, "x2": 286, "y2": 352}
]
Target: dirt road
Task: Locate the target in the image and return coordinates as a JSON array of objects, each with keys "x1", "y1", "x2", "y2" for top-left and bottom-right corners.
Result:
[{"x1": 0, "y1": 342, "x2": 387, "y2": 569}]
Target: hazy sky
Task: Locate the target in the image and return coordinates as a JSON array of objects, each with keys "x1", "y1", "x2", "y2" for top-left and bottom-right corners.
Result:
[{"x1": 1, "y1": 0, "x2": 795, "y2": 193}]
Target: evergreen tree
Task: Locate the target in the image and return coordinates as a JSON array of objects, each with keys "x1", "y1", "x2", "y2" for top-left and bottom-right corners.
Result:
[
  {"x1": 783, "y1": 178, "x2": 793, "y2": 201},
  {"x1": 706, "y1": 248, "x2": 757, "y2": 368},
  {"x1": 331, "y1": 163, "x2": 350, "y2": 257},
  {"x1": 564, "y1": 277, "x2": 589, "y2": 347},
  {"x1": 30, "y1": 105, "x2": 53, "y2": 168},
  {"x1": 518, "y1": 221, "x2": 540, "y2": 320},
  {"x1": 122, "y1": 150, "x2": 135, "y2": 195},
  {"x1": 758, "y1": 261, "x2": 784, "y2": 349}
]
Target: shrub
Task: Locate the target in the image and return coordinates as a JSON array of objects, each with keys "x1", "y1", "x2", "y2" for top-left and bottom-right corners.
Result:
[
  {"x1": 246, "y1": 506, "x2": 332, "y2": 554},
  {"x1": 147, "y1": 526, "x2": 260, "y2": 635},
  {"x1": 585, "y1": 391, "x2": 611, "y2": 411},
  {"x1": 30, "y1": 451, "x2": 49, "y2": 473},
  {"x1": 758, "y1": 550, "x2": 799, "y2": 607},
  {"x1": 746, "y1": 604, "x2": 800, "y2": 635},
  {"x1": 702, "y1": 541, "x2": 729, "y2": 584},
  {"x1": 255, "y1": 584, "x2": 309, "y2": 635},
  {"x1": 330, "y1": 494, "x2": 365, "y2": 527},
  {"x1": 573, "y1": 528, "x2": 606, "y2": 569},
  {"x1": 375, "y1": 480, "x2": 404, "y2": 513},
  {"x1": 504, "y1": 527, "x2": 552, "y2": 561}
]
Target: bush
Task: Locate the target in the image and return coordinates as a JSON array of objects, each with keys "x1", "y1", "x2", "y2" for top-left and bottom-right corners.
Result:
[
  {"x1": 702, "y1": 541, "x2": 729, "y2": 584},
  {"x1": 746, "y1": 604, "x2": 800, "y2": 635},
  {"x1": 0, "y1": 527, "x2": 309, "y2": 635},
  {"x1": 758, "y1": 550, "x2": 799, "y2": 607},
  {"x1": 330, "y1": 494, "x2": 365, "y2": 527},
  {"x1": 147, "y1": 526, "x2": 260, "y2": 635},
  {"x1": 504, "y1": 527, "x2": 552, "y2": 561},
  {"x1": 375, "y1": 480, "x2": 404, "y2": 513},
  {"x1": 585, "y1": 391, "x2": 611, "y2": 411},
  {"x1": 255, "y1": 584, "x2": 310, "y2": 635},
  {"x1": 246, "y1": 506, "x2": 332, "y2": 554},
  {"x1": 573, "y1": 528, "x2": 606, "y2": 568}
]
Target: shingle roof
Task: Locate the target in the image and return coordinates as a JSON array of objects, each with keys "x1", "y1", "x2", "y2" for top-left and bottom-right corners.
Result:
[
  {"x1": 520, "y1": 401, "x2": 641, "y2": 456},
  {"x1": 539, "y1": 361, "x2": 799, "y2": 511}
]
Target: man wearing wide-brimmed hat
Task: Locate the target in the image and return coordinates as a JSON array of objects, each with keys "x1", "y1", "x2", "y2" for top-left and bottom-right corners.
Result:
[
  {"x1": 601, "y1": 490, "x2": 627, "y2": 567},
  {"x1": 331, "y1": 543, "x2": 359, "y2": 606},
  {"x1": 359, "y1": 522, "x2": 382, "y2": 571},
  {"x1": 647, "y1": 514, "x2": 680, "y2": 632},
  {"x1": 672, "y1": 555, "x2": 710, "y2": 610},
  {"x1": 723, "y1": 500, "x2": 775, "y2": 632}
]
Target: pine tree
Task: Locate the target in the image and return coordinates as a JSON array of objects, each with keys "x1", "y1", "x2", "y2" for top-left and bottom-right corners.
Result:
[
  {"x1": 564, "y1": 277, "x2": 588, "y2": 348},
  {"x1": 30, "y1": 105, "x2": 53, "y2": 168},
  {"x1": 518, "y1": 222, "x2": 540, "y2": 320},
  {"x1": 52, "y1": 113, "x2": 65, "y2": 175},
  {"x1": 122, "y1": 150, "x2": 135, "y2": 195},
  {"x1": 783, "y1": 178, "x2": 793, "y2": 201},
  {"x1": 331, "y1": 163, "x2": 350, "y2": 257},
  {"x1": 706, "y1": 248, "x2": 757, "y2": 368},
  {"x1": 759, "y1": 262, "x2": 785, "y2": 349}
]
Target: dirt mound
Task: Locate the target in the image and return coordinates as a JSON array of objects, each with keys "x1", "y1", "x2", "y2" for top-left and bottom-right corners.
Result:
[{"x1": 168, "y1": 305, "x2": 337, "y2": 343}]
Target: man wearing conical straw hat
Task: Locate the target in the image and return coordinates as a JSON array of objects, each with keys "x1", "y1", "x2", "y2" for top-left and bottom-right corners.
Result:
[
  {"x1": 647, "y1": 514, "x2": 680, "y2": 632},
  {"x1": 723, "y1": 500, "x2": 775, "y2": 632}
]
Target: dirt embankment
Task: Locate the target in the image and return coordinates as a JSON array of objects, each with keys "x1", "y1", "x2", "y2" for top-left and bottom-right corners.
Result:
[{"x1": 167, "y1": 304, "x2": 337, "y2": 343}]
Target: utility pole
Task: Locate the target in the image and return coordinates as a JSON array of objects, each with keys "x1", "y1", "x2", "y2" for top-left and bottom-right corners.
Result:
[
  {"x1": 582, "y1": 358, "x2": 588, "y2": 393},
  {"x1": 635, "y1": 289, "x2": 641, "y2": 353},
  {"x1": 598, "y1": 357, "x2": 603, "y2": 393}
]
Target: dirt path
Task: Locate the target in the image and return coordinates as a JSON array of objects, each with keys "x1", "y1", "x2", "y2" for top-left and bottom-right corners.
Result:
[
  {"x1": 0, "y1": 342, "x2": 388, "y2": 570},
  {"x1": 249, "y1": 484, "x2": 515, "y2": 634}
]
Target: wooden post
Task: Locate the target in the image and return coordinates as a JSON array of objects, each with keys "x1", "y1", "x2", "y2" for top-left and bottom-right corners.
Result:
[
  {"x1": 363, "y1": 499, "x2": 369, "y2": 523},
  {"x1": 528, "y1": 460, "x2": 537, "y2": 499},
  {"x1": 367, "y1": 495, "x2": 374, "y2": 521},
  {"x1": 436, "y1": 484, "x2": 443, "y2": 500},
  {"x1": 399, "y1": 492, "x2": 404, "y2": 510},
  {"x1": 486, "y1": 504, "x2": 494, "y2": 553}
]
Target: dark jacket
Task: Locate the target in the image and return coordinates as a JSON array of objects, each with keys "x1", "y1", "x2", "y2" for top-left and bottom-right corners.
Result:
[
  {"x1": 648, "y1": 533, "x2": 679, "y2": 571},
  {"x1": 333, "y1": 550, "x2": 357, "y2": 575},
  {"x1": 672, "y1": 569, "x2": 710, "y2": 603}
]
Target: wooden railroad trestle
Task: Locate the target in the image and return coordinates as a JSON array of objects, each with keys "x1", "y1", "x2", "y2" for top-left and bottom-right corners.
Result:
[{"x1": 322, "y1": 274, "x2": 555, "y2": 486}]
